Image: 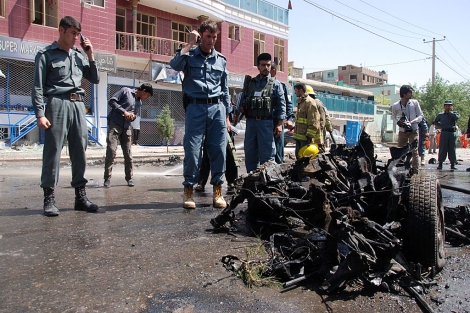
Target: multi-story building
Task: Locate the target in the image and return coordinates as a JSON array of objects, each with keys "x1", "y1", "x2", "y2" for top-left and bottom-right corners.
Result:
[
  {"x1": 288, "y1": 61, "x2": 303, "y2": 79},
  {"x1": 306, "y1": 69, "x2": 338, "y2": 84},
  {"x1": 338, "y1": 65, "x2": 388, "y2": 87},
  {"x1": 357, "y1": 84, "x2": 401, "y2": 106},
  {"x1": 0, "y1": 0, "x2": 289, "y2": 146}
]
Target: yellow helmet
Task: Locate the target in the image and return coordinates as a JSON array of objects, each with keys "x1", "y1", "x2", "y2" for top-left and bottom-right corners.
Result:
[
  {"x1": 305, "y1": 85, "x2": 316, "y2": 96},
  {"x1": 298, "y1": 143, "x2": 319, "y2": 159}
]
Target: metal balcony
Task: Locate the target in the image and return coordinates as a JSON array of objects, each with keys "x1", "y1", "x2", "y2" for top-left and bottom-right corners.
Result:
[{"x1": 116, "y1": 32, "x2": 186, "y2": 57}]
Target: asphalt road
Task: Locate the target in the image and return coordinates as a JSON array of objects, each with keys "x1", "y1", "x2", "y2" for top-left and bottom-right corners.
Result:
[{"x1": 0, "y1": 152, "x2": 470, "y2": 313}]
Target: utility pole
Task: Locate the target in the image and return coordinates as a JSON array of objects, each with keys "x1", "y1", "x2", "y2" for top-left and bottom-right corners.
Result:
[{"x1": 423, "y1": 37, "x2": 446, "y2": 85}]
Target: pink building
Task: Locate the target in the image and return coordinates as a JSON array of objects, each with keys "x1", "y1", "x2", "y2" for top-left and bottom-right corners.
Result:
[{"x1": 0, "y1": 0, "x2": 289, "y2": 146}]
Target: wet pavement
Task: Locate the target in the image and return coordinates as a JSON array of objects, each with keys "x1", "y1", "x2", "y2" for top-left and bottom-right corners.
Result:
[{"x1": 1, "y1": 145, "x2": 470, "y2": 313}]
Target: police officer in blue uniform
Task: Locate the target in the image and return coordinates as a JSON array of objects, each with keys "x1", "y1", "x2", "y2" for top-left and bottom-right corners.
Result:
[
  {"x1": 32, "y1": 16, "x2": 100, "y2": 217},
  {"x1": 170, "y1": 20, "x2": 230, "y2": 210},
  {"x1": 270, "y1": 63, "x2": 293, "y2": 163},
  {"x1": 242, "y1": 53, "x2": 286, "y2": 172},
  {"x1": 434, "y1": 100, "x2": 460, "y2": 170}
]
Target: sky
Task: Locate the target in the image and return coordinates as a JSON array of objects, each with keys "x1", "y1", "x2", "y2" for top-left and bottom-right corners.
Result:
[{"x1": 269, "y1": 0, "x2": 470, "y2": 88}]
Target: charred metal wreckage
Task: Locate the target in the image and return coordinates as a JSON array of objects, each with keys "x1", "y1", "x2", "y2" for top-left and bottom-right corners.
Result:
[{"x1": 210, "y1": 131, "x2": 470, "y2": 312}]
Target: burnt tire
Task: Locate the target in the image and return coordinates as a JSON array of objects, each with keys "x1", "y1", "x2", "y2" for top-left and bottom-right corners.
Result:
[{"x1": 404, "y1": 173, "x2": 445, "y2": 274}]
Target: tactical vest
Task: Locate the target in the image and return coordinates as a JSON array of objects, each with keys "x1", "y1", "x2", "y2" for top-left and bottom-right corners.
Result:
[{"x1": 244, "y1": 78, "x2": 277, "y2": 119}]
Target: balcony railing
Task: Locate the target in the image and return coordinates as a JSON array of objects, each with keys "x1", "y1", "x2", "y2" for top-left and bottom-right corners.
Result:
[
  {"x1": 116, "y1": 32, "x2": 186, "y2": 57},
  {"x1": 222, "y1": 0, "x2": 289, "y2": 25}
]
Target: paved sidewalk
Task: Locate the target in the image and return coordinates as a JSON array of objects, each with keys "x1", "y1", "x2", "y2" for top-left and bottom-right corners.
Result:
[
  {"x1": 0, "y1": 143, "x2": 186, "y2": 163},
  {"x1": 1, "y1": 141, "x2": 470, "y2": 168}
]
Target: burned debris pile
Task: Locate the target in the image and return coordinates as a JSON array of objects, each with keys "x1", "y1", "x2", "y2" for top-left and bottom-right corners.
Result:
[{"x1": 211, "y1": 131, "x2": 451, "y2": 296}]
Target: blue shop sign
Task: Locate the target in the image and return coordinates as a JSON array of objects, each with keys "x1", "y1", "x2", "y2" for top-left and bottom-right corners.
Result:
[{"x1": 0, "y1": 36, "x2": 45, "y2": 61}]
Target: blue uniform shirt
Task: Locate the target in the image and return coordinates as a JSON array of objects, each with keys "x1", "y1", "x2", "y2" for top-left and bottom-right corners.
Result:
[
  {"x1": 170, "y1": 46, "x2": 231, "y2": 114},
  {"x1": 279, "y1": 80, "x2": 294, "y2": 121},
  {"x1": 32, "y1": 41, "x2": 99, "y2": 118},
  {"x1": 252, "y1": 74, "x2": 286, "y2": 120}
]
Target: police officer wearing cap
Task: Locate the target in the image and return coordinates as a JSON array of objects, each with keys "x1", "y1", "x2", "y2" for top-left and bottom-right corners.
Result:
[
  {"x1": 433, "y1": 100, "x2": 460, "y2": 170},
  {"x1": 170, "y1": 20, "x2": 230, "y2": 210},
  {"x1": 242, "y1": 53, "x2": 286, "y2": 172},
  {"x1": 103, "y1": 83, "x2": 153, "y2": 188},
  {"x1": 32, "y1": 16, "x2": 100, "y2": 217}
]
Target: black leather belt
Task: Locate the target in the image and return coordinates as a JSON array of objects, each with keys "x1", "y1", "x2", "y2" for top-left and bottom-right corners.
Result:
[
  {"x1": 192, "y1": 96, "x2": 219, "y2": 104},
  {"x1": 246, "y1": 116, "x2": 273, "y2": 120},
  {"x1": 52, "y1": 93, "x2": 85, "y2": 102},
  {"x1": 442, "y1": 128, "x2": 455, "y2": 132}
]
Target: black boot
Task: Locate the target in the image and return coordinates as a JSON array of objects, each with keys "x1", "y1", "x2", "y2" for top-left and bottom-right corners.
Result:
[
  {"x1": 451, "y1": 163, "x2": 457, "y2": 170},
  {"x1": 43, "y1": 187, "x2": 60, "y2": 217},
  {"x1": 74, "y1": 186, "x2": 99, "y2": 212},
  {"x1": 437, "y1": 162, "x2": 443, "y2": 170}
]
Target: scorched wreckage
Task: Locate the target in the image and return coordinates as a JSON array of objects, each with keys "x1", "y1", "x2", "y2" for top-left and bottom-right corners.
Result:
[{"x1": 211, "y1": 131, "x2": 448, "y2": 299}]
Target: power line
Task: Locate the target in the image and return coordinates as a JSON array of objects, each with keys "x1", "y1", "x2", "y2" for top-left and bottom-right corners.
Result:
[
  {"x1": 356, "y1": 0, "x2": 445, "y2": 37},
  {"x1": 302, "y1": 0, "x2": 432, "y2": 56},
  {"x1": 333, "y1": 0, "x2": 428, "y2": 38},
  {"x1": 312, "y1": 2, "x2": 422, "y2": 40},
  {"x1": 446, "y1": 38, "x2": 470, "y2": 69},
  {"x1": 436, "y1": 55, "x2": 469, "y2": 81},
  {"x1": 437, "y1": 42, "x2": 470, "y2": 76},
  {"x1": 366, "y1": 58, "x2": 431, "y2": 68}
]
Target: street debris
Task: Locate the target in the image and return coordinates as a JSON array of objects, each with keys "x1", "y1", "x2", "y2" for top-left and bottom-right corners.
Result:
[{"x1": 210, "y1": 131, "x2": 470, "y2": 312}]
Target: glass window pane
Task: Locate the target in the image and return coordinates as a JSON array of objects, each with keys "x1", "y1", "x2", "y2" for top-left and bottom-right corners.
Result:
[{"x1": 172, "y1": 22, "x2": 177, "y2": 30}]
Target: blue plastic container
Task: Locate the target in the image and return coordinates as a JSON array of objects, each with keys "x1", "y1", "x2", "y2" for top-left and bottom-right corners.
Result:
[{"x1": 345, "y1": 121, "x2": 362, "y2": 146}]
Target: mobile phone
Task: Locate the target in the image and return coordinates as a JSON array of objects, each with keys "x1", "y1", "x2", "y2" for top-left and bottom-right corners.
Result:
[
  {"x1": 80, "y1": 33, "x2": 90, "y2": 51},
  {"x1": 185, "y1": 27, "x2": 201, "y2": 44}
]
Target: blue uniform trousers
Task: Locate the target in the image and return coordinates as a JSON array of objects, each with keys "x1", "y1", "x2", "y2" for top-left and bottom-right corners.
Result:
[
  {"x1": 183, "y1": 102, "x2": 226, "y2": 186},
  {"x1": 244, "y1": 118, "x2": 275, "y2": 172},
  {"x1": 273, "y1": 118, "x2": 284, "y2": 164},
  {"x1": 438, "y1": 131, "x2": 457, "y2": 163},
  {"x1": 41, "y1": 97, "x2": 88, "y2": 188}
]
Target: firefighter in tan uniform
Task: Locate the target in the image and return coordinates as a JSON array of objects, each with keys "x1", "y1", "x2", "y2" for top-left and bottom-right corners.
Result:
[
  {"x1": 292, "y1": 83, "x2": 322, "y2": 158},
  {"x1": 306, "y1": 85, "x2": 333, "y2": 149}
]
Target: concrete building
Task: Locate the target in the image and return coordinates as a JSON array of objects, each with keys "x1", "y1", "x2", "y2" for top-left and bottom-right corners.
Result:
[
  {"x1": 288, "y1": 61, "x2": 303, "y2": 79},
  {"x1": 306, "y1": 69, "x2": 338, "y2": 84},
  {"x1": 0, "y1": 0, "x2": 289, "y2": 146},
  {"x1": 357, "y1": 84, "x2": 401, "y2": 106},
  {"x1": 338, "y1": 65, "x2": 388, "y2": 87}
]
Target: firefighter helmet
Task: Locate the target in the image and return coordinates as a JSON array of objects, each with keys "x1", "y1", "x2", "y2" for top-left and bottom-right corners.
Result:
[
  {"x1": 305, "y1": 85, "x2": 316, "y2": 96},
  {"x1": 298, "y1": 143, "x2": 319, "y2": 159}
]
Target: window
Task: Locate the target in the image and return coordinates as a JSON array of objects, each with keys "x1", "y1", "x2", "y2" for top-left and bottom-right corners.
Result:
[
  {"x1": 137, "y1": 13, "x2": 156, "y2": 36},
  {"x1": 342, "y1": 67, "x2": 346, "y2": 70},
  {"x1": 31, "y1": 0, "x2": 58, "y2": 27},
  {"x1": 91, "y1": 0, "x2": 104, "y2": 6},
  {"x1": 273, "y1": 37, "x2": 285, "y2": 72},
  {"x1": 136, "y1": 13, "x2": 156, "y2": 52},
  {"x1": 350, "y1": 74, "x2": 357, "y2": 81},
  {"x1": 228, "y1": 24, "x2": 241, "y2": 41},
  {"x1": 172, "y1": 22, "x2": 191, "y2": 54},
  {"x1": 0, "y1": 0, "x2": 5, "y2": 17},
  {"x1": 116, "y1": 7, "x2": 126, "y2": 32},
  {"x1": 327, "y1": 71, "x2": 334, "y2": 78},
  {"x1": 116, "y1": 7, "x2": 126, "y2": 50},
  {"x1": 253, "y1": 32, "x2": 265, "y2": 66},
  {"x1": 172, "y1": 22, "x2": 190, "y2": 44}
]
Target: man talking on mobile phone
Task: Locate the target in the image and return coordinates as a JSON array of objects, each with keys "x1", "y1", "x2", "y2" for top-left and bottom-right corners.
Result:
[
  {"x1": 170, "y1": 20, "x2": 230, "y2": 210},
  {"x1": 32, "y1": 16, "x2": 100, "y2": 217}
]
